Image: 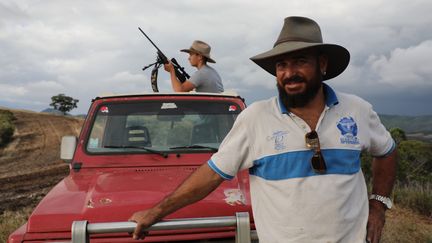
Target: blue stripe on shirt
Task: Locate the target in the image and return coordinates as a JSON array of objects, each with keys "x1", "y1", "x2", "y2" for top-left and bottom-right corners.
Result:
[
  {"x1": 249, "y1": 149, "x2": 361, "y2": 180},
  {"x1": 208, "y1": 160, "x2": 234, "y2": 180}
]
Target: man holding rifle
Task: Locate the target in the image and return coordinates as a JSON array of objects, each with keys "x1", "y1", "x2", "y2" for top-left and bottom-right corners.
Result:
[{"x1": 164, "y1": 40, "x2": 224, "y2": 93}]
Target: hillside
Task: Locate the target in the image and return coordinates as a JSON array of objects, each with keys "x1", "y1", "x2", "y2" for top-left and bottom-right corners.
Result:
[
  {"x1": 380, "y1": 114, "x2": 432, "y2": 142},
  {"x1": 380, "y1": 114, "x2": 432, "y2": 133},
  {"x1": 0, "y1": 109, "x2": 83, "y2": 213}
]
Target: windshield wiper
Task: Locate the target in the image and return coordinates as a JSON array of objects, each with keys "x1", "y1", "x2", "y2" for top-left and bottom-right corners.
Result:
[
  {"x1": 104, "y1": 145, "x2": 168, "y2": 158},
  {"x1": 169, "y1": 144, "x2": 218, "y2": 152}
]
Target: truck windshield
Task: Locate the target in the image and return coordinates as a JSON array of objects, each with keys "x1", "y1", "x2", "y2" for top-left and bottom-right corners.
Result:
[{"x1": 86, "y1": 100, "x2": 241, "y2": 154}]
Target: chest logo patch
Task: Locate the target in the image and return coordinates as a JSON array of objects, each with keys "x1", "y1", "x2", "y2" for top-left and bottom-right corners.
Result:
[
  {"x1": 267, "y1": 130, "x2": 288, "y2": 150},
  {"x1": 337, "y1": 116, "x2": 360, "y2": 144}
]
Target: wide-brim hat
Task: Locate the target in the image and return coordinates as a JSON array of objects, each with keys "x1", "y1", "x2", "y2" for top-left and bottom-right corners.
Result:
[
  {"x1": 250, "y1": 16, "x2": 350, "y2": 80},
  {"x1": 181, "y1": 40, "x2": 216, "y2": 63}
]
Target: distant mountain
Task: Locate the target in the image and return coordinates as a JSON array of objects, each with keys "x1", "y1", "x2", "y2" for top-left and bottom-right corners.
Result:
[
  {"x1": 40, "y1": 108, "x2": 86, "y2": 118},
  {"x1": 74, "y1": 114, "x2": 87, "y2": 118},
  {"x1": 41, "y1": 108, "x2": 64, "y2": 115},
  {"x1": 379, "y1": 114, "x2": 432, "y2": 133}
]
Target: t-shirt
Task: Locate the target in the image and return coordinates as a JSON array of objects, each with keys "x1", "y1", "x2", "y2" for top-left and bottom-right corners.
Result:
[
  {"x1": 208, "y1": 84, "x2": 395, "y2": 243},
  {"x1": 189, "y1": 65, "x2": 224, "y2": 93}
]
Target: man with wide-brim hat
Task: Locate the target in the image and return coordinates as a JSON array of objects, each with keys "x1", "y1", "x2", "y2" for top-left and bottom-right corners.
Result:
[
  {"x1": 164, "y1": 40, "x2": 224, "y2": 93},
  {"x1": 243, "y1": 16, "x2": 395, "y2": 242},
  {"x1": 130, "y1": 16, "x2": 397, "y2": 243}
]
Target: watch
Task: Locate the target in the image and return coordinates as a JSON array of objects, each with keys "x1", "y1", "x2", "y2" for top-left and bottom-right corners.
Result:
[{"x1": 369, "y1": 194, "x2": 393, "y2": 209}]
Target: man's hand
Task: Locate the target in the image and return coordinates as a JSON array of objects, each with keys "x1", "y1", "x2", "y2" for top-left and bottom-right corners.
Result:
[
  {"x1": 129, "y1": 208, "x2": 160, "y2": 240},
  {"x1": 366, "y1": 200, "x2": 386, "y2": 243},
  {"x1": 164, "y1": 61, "x2": 174, "y2": 73},
  {"x1": 128, "y1": 164, "x2": 224, "y2": 240},
  {"x1": 367, "y1": 149, "x2": 397, "y2": 242}
]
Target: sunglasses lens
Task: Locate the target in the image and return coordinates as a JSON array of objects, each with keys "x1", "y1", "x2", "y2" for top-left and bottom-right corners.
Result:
[
  {"x1": 311, "y1": 152, "x2": 327, "y2": 174},
  {"x1": 305, "y1": 131, "x2": 327, "y2": 174},
  {"x1": 306, "y1": 131, "x2": 318, "y2": 139}
]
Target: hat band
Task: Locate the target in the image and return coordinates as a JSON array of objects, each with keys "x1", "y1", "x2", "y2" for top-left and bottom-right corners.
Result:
[
  {"x1": 274, "y1": 37, "x2": 322, "y2": 47},
  {"x1": 189, "y1": 47, "x2": 208, "y2": 56}
]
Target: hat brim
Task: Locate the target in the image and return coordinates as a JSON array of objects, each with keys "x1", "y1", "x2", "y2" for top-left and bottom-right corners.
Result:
[
  {"x1": 250, "y1": 42, "x2": 350, "y2": 80},
  {"x1": 180, "y1": 48, "x2": 216, "y2": 63}
]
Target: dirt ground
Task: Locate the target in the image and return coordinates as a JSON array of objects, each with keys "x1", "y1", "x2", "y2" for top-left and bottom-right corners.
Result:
[{"x1": 0, "y1": 109, "x2": 83, "y2": 213}]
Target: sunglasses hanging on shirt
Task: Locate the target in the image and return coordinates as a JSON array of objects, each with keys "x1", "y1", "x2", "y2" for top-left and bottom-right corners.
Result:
[{"x1": 305, "y1": 130, "x2": 327, "y2": 174}]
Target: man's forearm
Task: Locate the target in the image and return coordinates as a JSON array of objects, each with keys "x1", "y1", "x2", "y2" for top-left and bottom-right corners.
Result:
[
  {"x1": 366, "y1": 149, "x2": 397, "y2": 243},
  {"x1": 130, "y1": 163, "x2": 225, "y2": 239},
  {"x1": 169, "y1": 69, "x2": 183, "y2": 92},
  {"x1": 150, "y1": 163, "x2": 224, "y2": 220},
  {"x1": 371, "y1": 149, "x2": 397, "y2": 196}
]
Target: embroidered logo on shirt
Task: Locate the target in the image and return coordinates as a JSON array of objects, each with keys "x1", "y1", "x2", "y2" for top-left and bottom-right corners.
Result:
[
  {"x1": 337, "y1": 116, "x2": 360, "y2": 144},
  {"x1": 267, "y1": 130, "x2": 288, "y2": 150}
]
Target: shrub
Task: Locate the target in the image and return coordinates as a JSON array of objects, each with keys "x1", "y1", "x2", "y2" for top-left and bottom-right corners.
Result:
[
  {"x1": 0, "y1": 109, "x2": 15, "y2": 146},
  {"x1": 397, "y1": 140, "x2": 432, "y2": 184},
  {"x1": 0, "y1": 109, "x2": 15, "y2": 121}
]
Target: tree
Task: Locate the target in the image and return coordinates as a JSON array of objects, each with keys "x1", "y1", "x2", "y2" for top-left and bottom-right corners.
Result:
[
  {"x1": 0, "y1": 109, "x2": 15, "y2": 146},
  {"x1": 50, "y1": 94, "x2": 79, "y2": 115}
]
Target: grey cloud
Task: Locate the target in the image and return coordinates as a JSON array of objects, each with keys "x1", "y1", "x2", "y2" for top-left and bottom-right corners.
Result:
[
  {"x1": 369, "y1": 40, "x2": 432, "y2": 87},
  {"x1": 0, "y1": 0, "x2": 431, "y2": 115}
]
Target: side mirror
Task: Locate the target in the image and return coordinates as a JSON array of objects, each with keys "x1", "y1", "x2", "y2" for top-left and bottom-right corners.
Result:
[{"x1": 61, "y1": 136, "x2": 77, "y2": 163}]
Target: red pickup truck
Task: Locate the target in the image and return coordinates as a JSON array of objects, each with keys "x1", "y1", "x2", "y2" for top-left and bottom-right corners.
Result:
[{"x1": 8, "y1": 92, "x2": 256, "y2": 242}]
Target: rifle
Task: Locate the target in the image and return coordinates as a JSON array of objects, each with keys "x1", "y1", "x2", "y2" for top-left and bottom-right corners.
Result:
[{"x1": 138, "y1": 27, "x2": 190, "y2": 92}]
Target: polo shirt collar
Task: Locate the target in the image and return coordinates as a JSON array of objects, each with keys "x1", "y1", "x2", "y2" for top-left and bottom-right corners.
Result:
[{"x1": 277, "y1": 83, "x2": 339, "y2": 114}]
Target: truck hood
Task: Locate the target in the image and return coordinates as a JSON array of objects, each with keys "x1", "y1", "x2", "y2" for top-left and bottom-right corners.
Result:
[{"x1": 27, "y1": 166, "x2": 251, "y2": 233}]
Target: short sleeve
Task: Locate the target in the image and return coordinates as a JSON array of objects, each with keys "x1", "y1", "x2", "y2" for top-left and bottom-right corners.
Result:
[
  {"x1": 189, "y1": 70, "x2": 203, "y2": 87},
  {"x1": 366, "y1": 105, "x2": 396, "y2": 157},
  {"x1": 208, "y1": 108, "x2": 256, "y2": 180}
]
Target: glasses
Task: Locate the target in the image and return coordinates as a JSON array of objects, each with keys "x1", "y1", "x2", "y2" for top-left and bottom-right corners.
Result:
[{"x1": 305, "y1": 130, "x2": 327, "y2": 174}]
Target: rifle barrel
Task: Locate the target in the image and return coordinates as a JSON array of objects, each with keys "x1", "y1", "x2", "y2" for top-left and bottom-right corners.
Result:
[
  {"x1": 139, "y1": 27, "x2": 190, "y2": 83},
  {"x1": 138, "y1": 27, "x2": 163, "y2": 54}
]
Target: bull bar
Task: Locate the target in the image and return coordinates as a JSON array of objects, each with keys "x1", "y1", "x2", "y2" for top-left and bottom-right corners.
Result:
[{"x1": 71, "y1": 212, "x2": 258, "y2": 243}]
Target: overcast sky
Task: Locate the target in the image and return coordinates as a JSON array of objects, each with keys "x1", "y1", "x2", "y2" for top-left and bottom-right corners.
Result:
[{"x1": 1, "y1": 0, "x2": 431, "y2": 116}]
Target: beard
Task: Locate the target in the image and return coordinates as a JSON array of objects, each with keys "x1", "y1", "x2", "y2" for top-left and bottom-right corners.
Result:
[{"x1": 277, "y1": 70, "x2": 323, "y2": 109}]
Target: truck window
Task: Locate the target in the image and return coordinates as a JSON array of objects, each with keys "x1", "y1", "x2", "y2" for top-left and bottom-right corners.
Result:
[{"x1": 86, "y1": 100, "x2": 241, "y2": 154}]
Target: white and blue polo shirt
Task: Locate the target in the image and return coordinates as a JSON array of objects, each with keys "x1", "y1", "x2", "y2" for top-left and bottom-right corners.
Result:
[{"x1": 208, "y1": 84, "x2": 395, "y2": 243}]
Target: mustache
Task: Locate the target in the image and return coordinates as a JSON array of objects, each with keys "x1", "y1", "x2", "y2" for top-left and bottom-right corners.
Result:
[{"x1": 282, "y1": 75, "x2": 305, "y2": 85}]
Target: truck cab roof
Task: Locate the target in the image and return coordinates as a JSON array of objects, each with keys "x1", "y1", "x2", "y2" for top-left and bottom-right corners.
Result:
[{"x1": 94, "y1": 90, "x2": 242, "y2": 100}]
